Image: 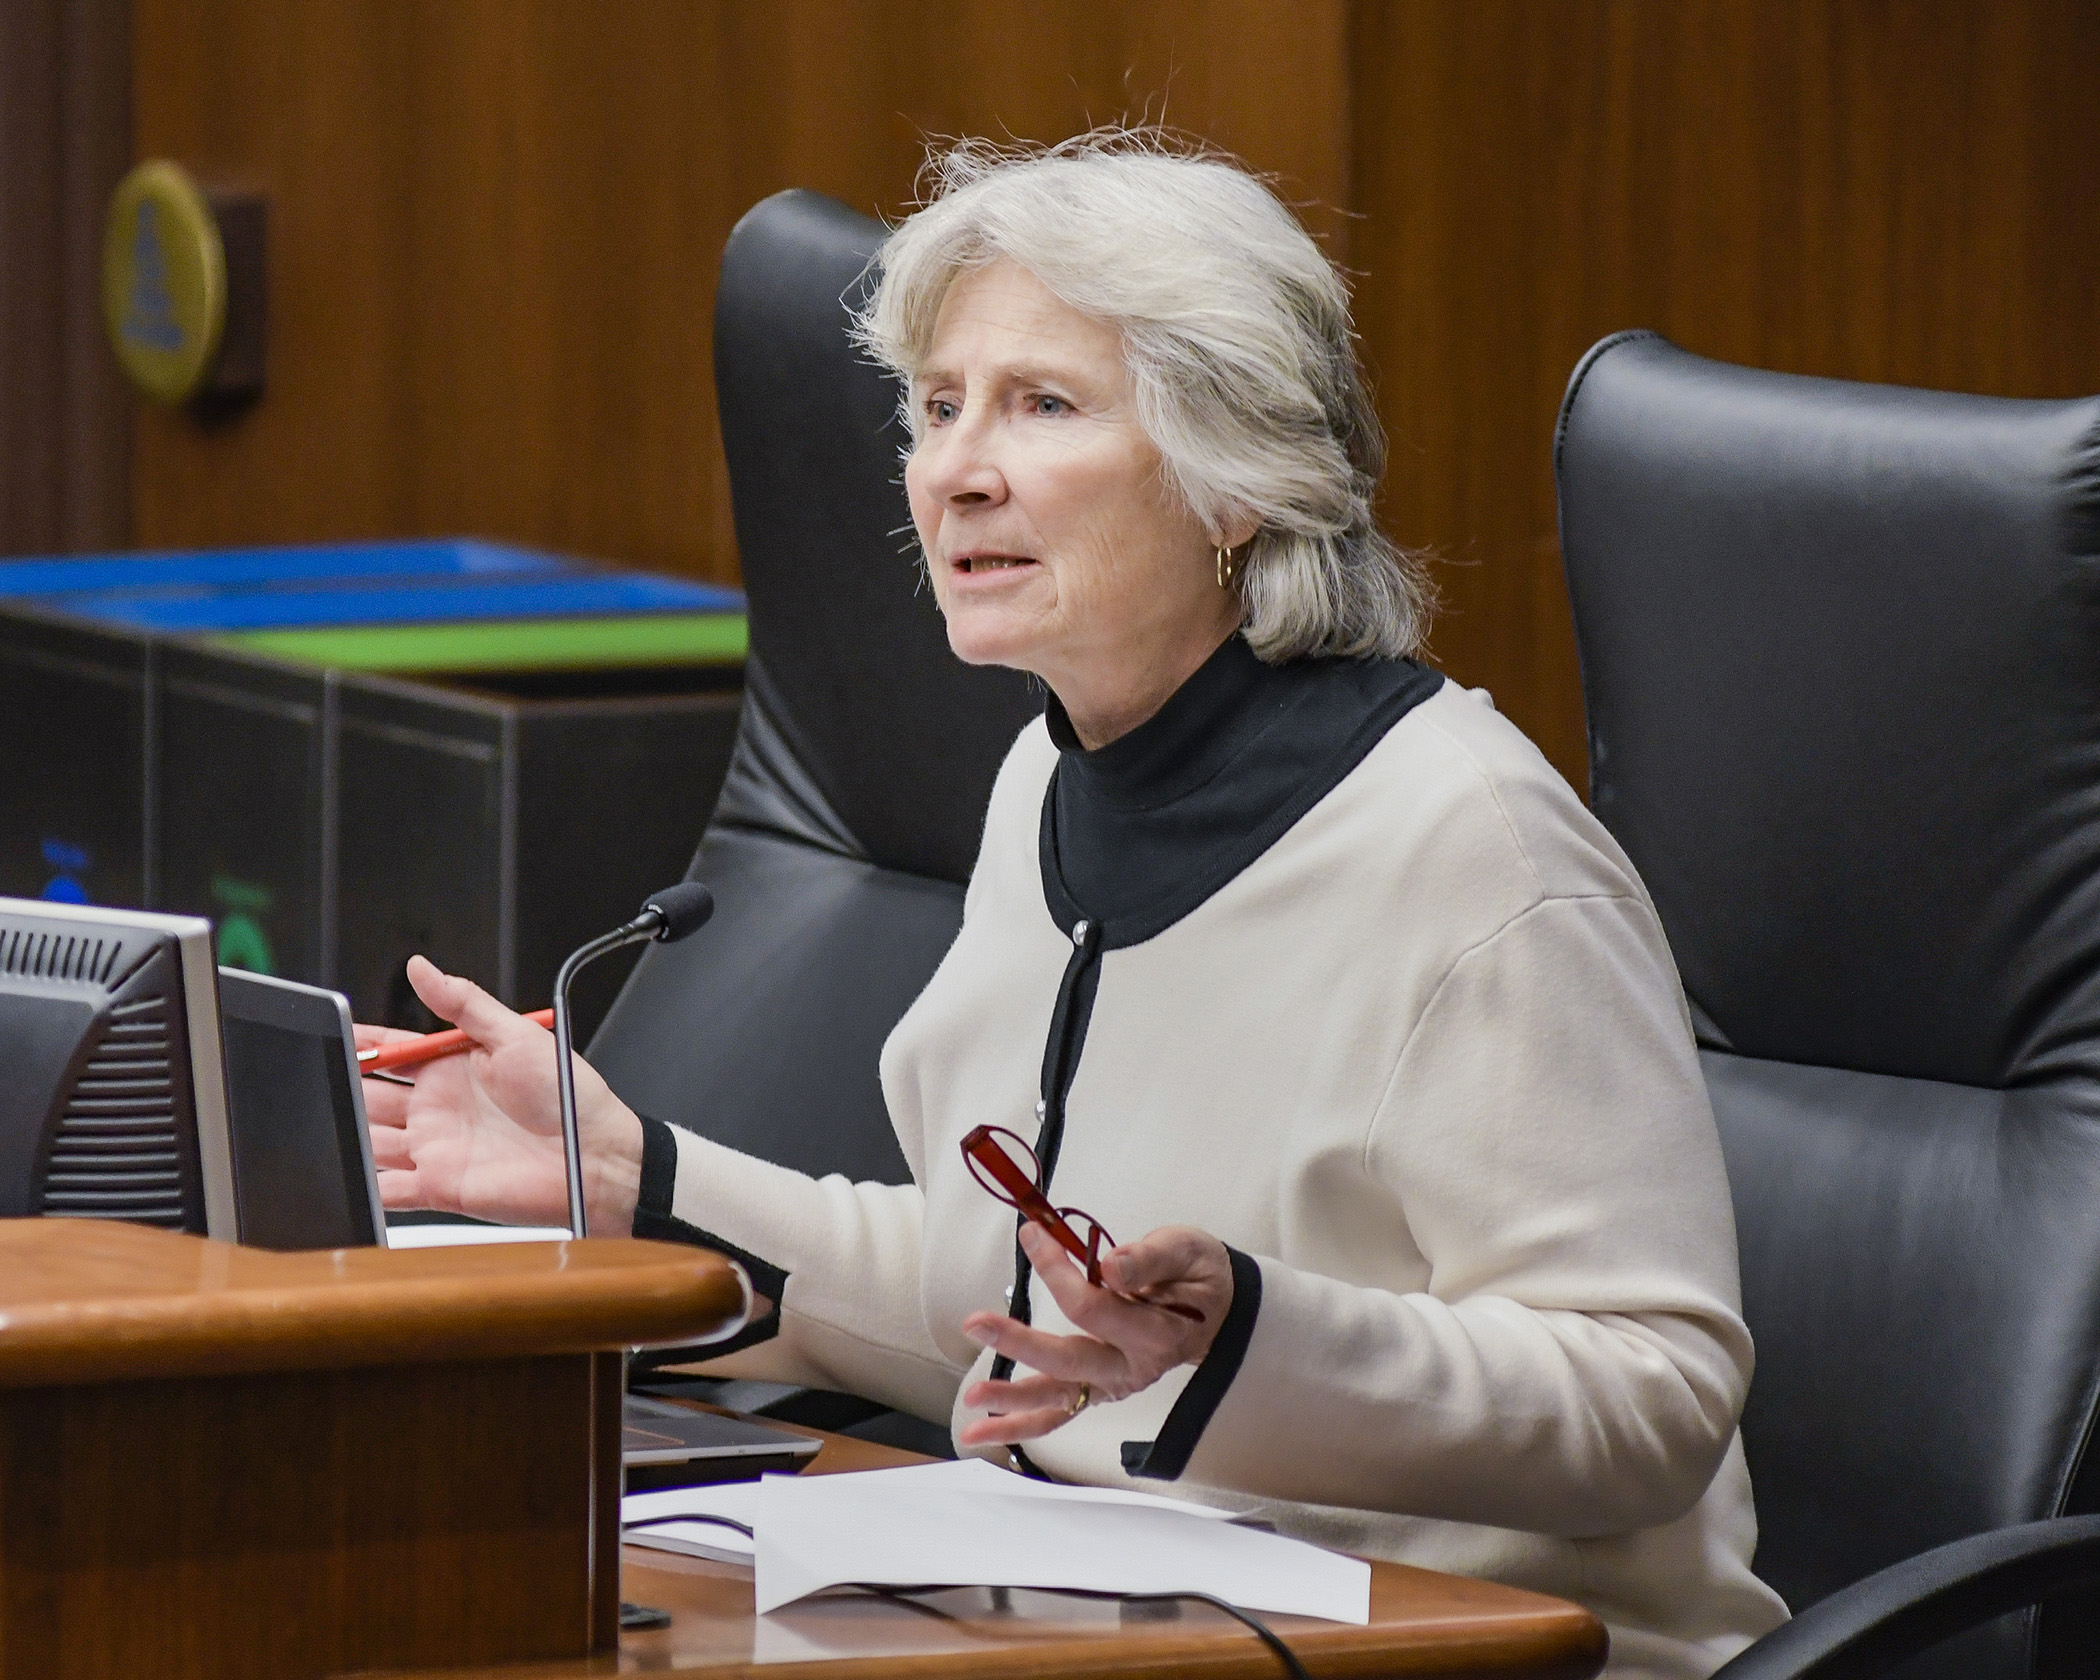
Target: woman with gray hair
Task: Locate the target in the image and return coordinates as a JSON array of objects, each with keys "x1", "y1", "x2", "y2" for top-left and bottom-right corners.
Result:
[{"x1": 366, "y1": 133, "x2": 1787, "y2": 1676}]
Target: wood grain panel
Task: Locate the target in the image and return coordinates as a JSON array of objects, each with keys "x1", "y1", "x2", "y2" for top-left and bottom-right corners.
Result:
[
  {"x1": 0, "y1": 1226, "x2": 701, "y2": 1674},
  {"x1": 128, "y1": 0, "x2": 1347, "y2": 584},
  {"x1": 1352, "y1": 0, "x2": 2100, "y2": 788},
  {"x1": 0, "y1": 1353, "x2": 612, "y2": 1678},
  {"x1": 0, "y1": 0, "x2": 131, "y2": 556}
]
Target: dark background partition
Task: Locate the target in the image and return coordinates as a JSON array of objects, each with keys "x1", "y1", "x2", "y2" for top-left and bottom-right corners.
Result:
[
  {"x1": 0, "y1": 597, "x2": 741, "y2": 1040},
  {"x1": 156, "y1": 641, "x2": 332, "y2": 985},
  {"x1": 0, "y1": 609, "x2": 150, "y2": 908},
  {"x1": 335, "y1": 668, "x2": 740, "y2": 1036}
]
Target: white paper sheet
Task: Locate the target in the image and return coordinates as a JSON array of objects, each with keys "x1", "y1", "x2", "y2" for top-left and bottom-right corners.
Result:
[
  {"x1": 752, "y1": 1459, "x2": 1370, "y2": 1624},
  {"x1": 620, "y1": 1455, "x2": 1233, "y2": 1560},
  {"x1": 382, "y1": 1223, "x2": 569, "y2": 1248},
  {"x1": 823, "y1": 1455, "x2": 1238, "y2": 1516}
]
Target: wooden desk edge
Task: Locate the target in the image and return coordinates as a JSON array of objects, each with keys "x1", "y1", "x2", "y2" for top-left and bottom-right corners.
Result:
[
  {"x1": 0, "y1": 1223, "x2": 748, "y2": 1385},
  {"x1": 403, "y1": 1560, "x2": 1604, "y2": 1680},
  {"x1": 611, "y1": 1591, "x2": 1607, "y2": 1680}
]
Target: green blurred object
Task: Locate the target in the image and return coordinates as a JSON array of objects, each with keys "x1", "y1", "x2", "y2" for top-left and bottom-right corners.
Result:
[
  {"x1": 215, "y1": 612, "x2": 748, "y2": 673},
  {"x1": 210, "y1": 874, "x2": 277, "y2": 975}
]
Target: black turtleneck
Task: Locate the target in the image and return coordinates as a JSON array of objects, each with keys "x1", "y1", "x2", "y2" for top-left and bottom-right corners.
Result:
[{"x1": 1040, "y1": 634, "x2": 1445, "y2": 947}]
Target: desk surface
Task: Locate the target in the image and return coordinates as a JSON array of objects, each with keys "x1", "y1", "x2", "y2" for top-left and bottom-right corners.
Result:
[{"x1": 411, "y1": 1416, "x2": 1608, "y2": 1680}]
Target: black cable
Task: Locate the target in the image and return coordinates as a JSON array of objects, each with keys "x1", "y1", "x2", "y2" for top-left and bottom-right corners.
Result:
[
  {"x1": 618, "y1": 1515, "x2": 756, "y2": 1639},
  {"x1": 862, "y1": 1584, "x2": 983, "y2": 1625},
  {"x1": 621, "y1": 1513, "x2": 755, "y2": 1539},
  {"x1": 859, "y1": 1583, "x2": 1310, "y2": 1680},
  {"x1": 1085, "y1": 1589, "x2": 1309, "y2": 1680}
]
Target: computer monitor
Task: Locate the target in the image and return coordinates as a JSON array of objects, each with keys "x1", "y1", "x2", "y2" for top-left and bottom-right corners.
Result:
[
  {"x1": 216, "y1": 969, "x2": 385, "y2": 1250},
  {"x1": 0, "y1": 895, "x2": 235, "y2": 1237}
]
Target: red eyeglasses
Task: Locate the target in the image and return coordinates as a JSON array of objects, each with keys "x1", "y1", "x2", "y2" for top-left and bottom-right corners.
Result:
[{"x1": 961, "y1": 1124, "x2": 1204, "y2": 1322}]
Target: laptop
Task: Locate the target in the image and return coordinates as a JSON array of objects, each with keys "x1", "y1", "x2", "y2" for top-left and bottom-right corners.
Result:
[{"x1": 214, "y1": 968, "x2": 819, "y2": 1486}]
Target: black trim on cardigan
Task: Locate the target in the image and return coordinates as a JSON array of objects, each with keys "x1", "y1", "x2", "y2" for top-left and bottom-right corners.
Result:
[
  {"x1": 631, "y1": 1113, "x2": 789, "y2": 1359},
  {"x1": 995, "y1": 917, "x2": 1105, "y2": 1480},
  {"x1": 1000, "y1": 640, "x2": 1438, "y2": 1476},
  {"x1": 1122, "y1": 1246, "x2": 1264, "y2": 1480},
  {"x1": 636, "y1": 1111, "x2": 680, "y2": 1219}
]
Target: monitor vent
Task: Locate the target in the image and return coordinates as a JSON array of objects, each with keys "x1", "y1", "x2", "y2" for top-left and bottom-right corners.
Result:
[
  {"x1": 39, "y1": 996, "x2": 189, "y2": 1228},
  {"x1": 0, "y1": 927, "x2": 122, "y2": 985}
]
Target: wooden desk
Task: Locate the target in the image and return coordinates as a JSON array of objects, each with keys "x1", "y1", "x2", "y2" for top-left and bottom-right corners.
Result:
[
  {"x1": 0, "y1": 1220, "x2": 745, "y2": 1680},
  {"x1": 414, "y1": 1414, "x2": 1609, "y2": 1680},
  {"x1": 0, "y1": 1225, "x2": 1603, "y2": 1680}
]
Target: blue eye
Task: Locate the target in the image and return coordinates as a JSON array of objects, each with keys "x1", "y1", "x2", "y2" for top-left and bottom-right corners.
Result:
[
  {"x1": 1032, "y1": 395, "x2": 1067, "y2": 416},
  {"x1": 927, "y1": 399, "x2": 958, "y2": 424}
]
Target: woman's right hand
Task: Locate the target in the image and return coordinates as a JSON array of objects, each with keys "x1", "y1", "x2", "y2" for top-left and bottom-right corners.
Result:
[{"x1": 357, "y1": 955, "x2": 645, "y2": 1234}]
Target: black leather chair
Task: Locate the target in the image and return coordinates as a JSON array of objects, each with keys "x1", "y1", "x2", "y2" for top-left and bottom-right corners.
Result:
[
  {"x1": 1556, "y1": 332, "x2": 2100, "y2": 1679},
  {"x1": 589, "y1": 191, "x2": 1040, "y2": 1441}
]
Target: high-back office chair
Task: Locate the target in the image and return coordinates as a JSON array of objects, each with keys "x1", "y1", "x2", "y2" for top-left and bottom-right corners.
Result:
[
  {"x1": 1556, "y1": 333, "x2": 2100, "y2": 1679},
  {"x1": 588, "y1": 193, "x2": 1039, "y2": 1420}
]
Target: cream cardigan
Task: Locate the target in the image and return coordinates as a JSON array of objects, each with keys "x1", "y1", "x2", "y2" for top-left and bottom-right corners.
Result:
[{"x1": 649, "y1": 677, "x2": 1789, "y2": 1677}]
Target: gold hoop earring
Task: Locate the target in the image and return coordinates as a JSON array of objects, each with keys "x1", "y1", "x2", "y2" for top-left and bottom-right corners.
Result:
[{"x1": 1216, "y1": 545, "x2": 1236, "y2": 588}]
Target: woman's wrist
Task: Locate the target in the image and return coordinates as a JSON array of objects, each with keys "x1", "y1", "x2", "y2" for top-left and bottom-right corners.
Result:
[{"x1": 584, "y1": 1100, "x2": 646, "y2": 1235}]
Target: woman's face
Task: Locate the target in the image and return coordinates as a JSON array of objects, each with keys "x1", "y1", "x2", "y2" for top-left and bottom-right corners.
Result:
[{"x1": 904, "y1": 260, "x2": 1239, "y2": 719}]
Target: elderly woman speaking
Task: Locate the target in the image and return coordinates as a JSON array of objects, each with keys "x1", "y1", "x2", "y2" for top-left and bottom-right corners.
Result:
[{"x1": 365, "y1": 135, "x2": 1787, "y2": 1676}]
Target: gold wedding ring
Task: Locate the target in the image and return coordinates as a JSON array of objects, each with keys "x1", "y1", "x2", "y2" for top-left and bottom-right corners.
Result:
[{"x1": 1066, "y1": 1381, "x2": 1092, "y2": 1417}]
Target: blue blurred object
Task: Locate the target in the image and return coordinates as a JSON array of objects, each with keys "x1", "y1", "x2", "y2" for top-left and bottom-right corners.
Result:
[
  {"x1": 0, "y1": 536, "x2": 743, "y2": 632},
  {"x1": 39, "y1": 838, "x2": 91, "y2": 904},
  {"x1": 0, "y1": 538, "x2": 568, "y2": 597},
  {"x1": 43, "y1": 571, "x2": 743, "y2": 632}
]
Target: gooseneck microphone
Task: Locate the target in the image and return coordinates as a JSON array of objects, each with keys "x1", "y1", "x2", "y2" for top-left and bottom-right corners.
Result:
[{"x1": 552, "y1": 882, "x2": 715, "y2": 1238}]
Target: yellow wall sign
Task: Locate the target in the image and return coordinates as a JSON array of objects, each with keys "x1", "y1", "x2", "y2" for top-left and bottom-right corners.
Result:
[{"x1": 102, "y1": 160, "x2": 227, "y2": 406}]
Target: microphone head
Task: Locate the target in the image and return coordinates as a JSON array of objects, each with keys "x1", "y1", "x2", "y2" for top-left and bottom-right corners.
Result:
[{"x1": 641, "y1": 882, "x2": 714, "y2": 942}]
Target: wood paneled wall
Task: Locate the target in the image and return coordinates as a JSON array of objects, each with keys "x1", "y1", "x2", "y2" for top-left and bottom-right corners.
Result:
[
  {"x1": 0, "y1": 0, "x2": 131, "y2": 556},
  {"x1": 1354, "y1": 0, "x2": 2100, "y2": 781},
  {"x1": 106, "y1": 0, "x2": 2100, "y2": 790},
  {"x1": 127, "y1": 0, "x2": 1346, "y2": 589}
]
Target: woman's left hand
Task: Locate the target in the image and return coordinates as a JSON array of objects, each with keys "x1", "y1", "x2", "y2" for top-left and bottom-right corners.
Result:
[{"x1": 958, "y1": 1221, "x2": 1234, "y2": 1445}]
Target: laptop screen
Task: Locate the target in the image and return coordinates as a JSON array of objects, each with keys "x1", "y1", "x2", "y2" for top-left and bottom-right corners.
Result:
[{"x1": 217, "y1": 968, "x2": 384, "y2": 1250}]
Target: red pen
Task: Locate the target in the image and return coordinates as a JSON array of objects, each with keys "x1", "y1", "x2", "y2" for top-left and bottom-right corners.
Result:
[{"x1": 358, "y1": 1007, "x2": 556, "y2": 1074}]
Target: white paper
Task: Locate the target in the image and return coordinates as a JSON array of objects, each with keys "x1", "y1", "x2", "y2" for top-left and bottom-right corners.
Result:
[
  {"x1": 839, "y1": 1455, "x2": 1237, "y2": 1517},
  {"x1": 383, "y1": 1223, "x2": 569, "y2": 1248},
  {"x1": 752, "y1": 1460, "x2": 1369, "y2": 1624},
  {"x1": 620, "y1": 1457, "x2": 1234, "y2": 1557}
]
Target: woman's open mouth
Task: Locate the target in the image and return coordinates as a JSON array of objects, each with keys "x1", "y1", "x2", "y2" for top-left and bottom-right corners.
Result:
[{"x1": 954, "y1": 553, "x2": 1038, "y2": 576}]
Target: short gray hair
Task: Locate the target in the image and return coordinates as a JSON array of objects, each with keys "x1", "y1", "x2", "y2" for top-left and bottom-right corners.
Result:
[{"x1": 854, "y1": 130, "x2": 1434, "y2": 663}]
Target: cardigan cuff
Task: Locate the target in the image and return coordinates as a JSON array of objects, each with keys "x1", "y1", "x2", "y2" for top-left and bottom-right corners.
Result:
[
  {"x1": 629, "y1": 1115, "x2": 790, "y2": 1359},
  {"x1": 634, "y1": 1113, "x2": 679, "y2": 1225},
  {"x1": 1121, "y1": 1244, "x2": 1263, "y2": 1481}
]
